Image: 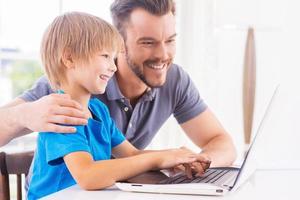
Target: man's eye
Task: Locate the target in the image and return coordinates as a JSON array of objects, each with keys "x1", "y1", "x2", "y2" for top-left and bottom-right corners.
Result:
[
  {"x1": 142, "y1": 41, "x2": 154, "y2": 46},
  {"x1": 102, "y1": 54, "x2": 109, "y2": 58},
  {"x1": 166, "y1": 39, "x2": 175, "y2": 44}
]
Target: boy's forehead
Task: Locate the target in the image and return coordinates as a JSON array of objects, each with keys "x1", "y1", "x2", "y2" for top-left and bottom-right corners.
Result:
[{"x1": 126, "y1": 9, "x2": 176, "y2": 39}]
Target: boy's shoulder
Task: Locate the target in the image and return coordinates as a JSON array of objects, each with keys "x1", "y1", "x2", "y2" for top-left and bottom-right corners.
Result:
[
  {"x1": 88, "y1": 98, "x2": 110, "y2": 119},
  {"x1": 89, "y1": 97, "x2": 107, "y2": 109}
]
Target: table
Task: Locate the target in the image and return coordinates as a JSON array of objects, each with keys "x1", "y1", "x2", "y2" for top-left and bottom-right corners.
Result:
[{"x1": 41, "y1": 169, "x2": 300, "y2": 200}]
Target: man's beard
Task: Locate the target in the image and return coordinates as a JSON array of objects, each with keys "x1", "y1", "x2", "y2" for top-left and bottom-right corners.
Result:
[{"x1": 125, "y1": 51, "x2": 172, "y2": 88}]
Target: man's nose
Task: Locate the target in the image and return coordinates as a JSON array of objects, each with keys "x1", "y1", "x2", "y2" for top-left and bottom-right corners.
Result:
[{"x1": 154, "y1": 43, "x2": 169, "y2": 61}]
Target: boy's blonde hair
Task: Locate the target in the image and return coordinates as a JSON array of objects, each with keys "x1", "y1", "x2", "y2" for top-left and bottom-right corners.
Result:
[{"x1": 41, "y1": 11, "x2": 123, "y2": 90}]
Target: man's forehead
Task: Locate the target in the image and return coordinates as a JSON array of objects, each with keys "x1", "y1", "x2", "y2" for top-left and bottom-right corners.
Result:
[{"x1": 126, "y1": 8, "x2": 176, "y2": 39}]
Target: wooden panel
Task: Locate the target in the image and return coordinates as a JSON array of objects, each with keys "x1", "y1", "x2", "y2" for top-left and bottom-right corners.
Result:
[{"x1": 243, "y1": 27, "x2": 256, "y2": 145}]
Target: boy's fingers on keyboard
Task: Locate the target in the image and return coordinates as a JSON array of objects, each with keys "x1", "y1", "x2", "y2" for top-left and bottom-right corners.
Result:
[
  {"x1": 183, "y1": 163, "x2": 193, "y2": 179},
  {"x1": 174, "y1": 164, "x2": 185, "y2": 173},
  {"x1": 168, "y1": 165, "x2": 185, "y2": 177}
]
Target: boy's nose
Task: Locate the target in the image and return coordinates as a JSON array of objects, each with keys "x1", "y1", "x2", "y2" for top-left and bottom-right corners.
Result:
[{"x1": 109, "y1": 60, "x2": 117, "y2": 73}]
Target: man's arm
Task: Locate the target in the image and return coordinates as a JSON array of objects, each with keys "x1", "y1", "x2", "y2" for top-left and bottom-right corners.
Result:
[
  {"x1": 0, "y1": 98, "x2": 32, "y2": 146},
  {"x1": 0, "y1": 94, "x2": 88, "y2": 147},
  {"x1": 180, "y1": 108, "x2": 237, "y2": 167}
]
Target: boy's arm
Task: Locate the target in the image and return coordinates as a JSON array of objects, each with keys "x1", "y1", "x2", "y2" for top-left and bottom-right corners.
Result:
[
  {"x1": 0, "y1": 94, "x2": 88, "y2": 147},
  {"x1": 63, "y1": 141, "x2": 198, "y2": 190}
]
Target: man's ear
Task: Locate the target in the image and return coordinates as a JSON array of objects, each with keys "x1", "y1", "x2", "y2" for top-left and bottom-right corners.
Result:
[
  {"x1": 120, "y1": 38, "x2": 126, "y2": 54},
  {"x1": 61, "y1": 48, "x2": 75, "y2": 69}
]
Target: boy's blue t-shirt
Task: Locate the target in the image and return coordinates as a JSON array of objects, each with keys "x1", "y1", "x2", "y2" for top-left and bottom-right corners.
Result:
[{"x1": 27, "y1": 98, "x2": 126, "y2": 200}]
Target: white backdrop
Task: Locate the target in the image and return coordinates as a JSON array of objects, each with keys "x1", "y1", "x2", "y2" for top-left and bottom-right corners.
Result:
[
  {"x1": 147, "y1": 0, "x2": 300, "y2": 168},
  {"x1": 0, "y1": 0, "x2": 299, "y2": 167}
]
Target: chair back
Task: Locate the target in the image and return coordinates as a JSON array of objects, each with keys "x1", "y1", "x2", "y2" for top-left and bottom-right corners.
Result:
[{"x1": 0, "y1": 151, "x2": 34, "y2": 200}]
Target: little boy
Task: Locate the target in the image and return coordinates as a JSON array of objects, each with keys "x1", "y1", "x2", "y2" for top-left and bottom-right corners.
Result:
[{"x1": 27, "y1": 12, "x2": 200, "y2": 199}]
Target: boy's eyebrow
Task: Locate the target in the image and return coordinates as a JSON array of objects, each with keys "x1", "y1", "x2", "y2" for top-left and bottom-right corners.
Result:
[{"x1": 137, "y1": 33, "x2": 177, "y2": 42}]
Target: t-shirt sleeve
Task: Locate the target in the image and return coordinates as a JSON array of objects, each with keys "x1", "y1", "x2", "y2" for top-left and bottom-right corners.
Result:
[
  {"x1": 173, "y1": 67, "x2": 207, "y2": 124},
  {"x1": 40, "y1": 126, "x2": 91, "y2": 166},
  {"x1": 18, "y1": 75, "x2": 54, "y2": 102},
  {"x1": 99, "y1": 102, "x2": 125, "y2": 148},
  {"x1": 110, "y1": 119, "x2": 126, "y2": 148}
]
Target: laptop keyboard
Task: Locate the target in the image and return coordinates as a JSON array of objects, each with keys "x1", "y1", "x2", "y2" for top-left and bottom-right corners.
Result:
[{"x1": 158, "y1": 168, "x2": 239, "y2": 185}]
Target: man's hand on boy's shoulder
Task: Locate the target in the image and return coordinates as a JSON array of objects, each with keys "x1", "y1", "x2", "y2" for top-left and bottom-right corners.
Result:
[{"x1": 19, "y1": 93, "x2": 89, "y2": 133}]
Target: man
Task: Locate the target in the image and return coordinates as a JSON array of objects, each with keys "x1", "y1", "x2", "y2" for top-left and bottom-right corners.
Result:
[{"x1": 0, "y1": 0, "x2": 236, "y2": 167}]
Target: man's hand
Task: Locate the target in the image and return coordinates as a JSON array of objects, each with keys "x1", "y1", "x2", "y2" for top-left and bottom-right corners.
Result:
[
  {"x1": 155, "y1": 146, "x2": 197, "y2": 169},
  {"x1": 168, "y1": 151, "x2": 211, "y2": 178},
  {"x1": 19, "y1": 93, "x2": 88, "y2": 133}
]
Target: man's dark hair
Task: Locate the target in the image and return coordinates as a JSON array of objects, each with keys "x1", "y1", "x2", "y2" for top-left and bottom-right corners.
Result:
[{"x1": 110, "y1": 0, "x2": 176, "y2": 39}]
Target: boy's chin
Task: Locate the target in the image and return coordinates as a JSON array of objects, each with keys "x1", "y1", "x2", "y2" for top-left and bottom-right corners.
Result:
[{"x1": 91, "y1": 89, "x2": 106, "y2": 95}]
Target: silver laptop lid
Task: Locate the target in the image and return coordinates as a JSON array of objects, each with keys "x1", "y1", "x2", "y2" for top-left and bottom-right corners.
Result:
[{"x1": 231, "y1": 85, "x2": 279, "y2": 191}]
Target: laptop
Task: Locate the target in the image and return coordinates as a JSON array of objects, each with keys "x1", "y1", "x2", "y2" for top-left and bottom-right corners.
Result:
[{"x1": 116, "y1": 86, "x2": 279, "y2": 196}]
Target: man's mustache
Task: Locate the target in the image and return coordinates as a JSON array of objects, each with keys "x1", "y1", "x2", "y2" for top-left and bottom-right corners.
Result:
[{"x1": 144, "y1": 58, "x2": 173, "y2": 66}]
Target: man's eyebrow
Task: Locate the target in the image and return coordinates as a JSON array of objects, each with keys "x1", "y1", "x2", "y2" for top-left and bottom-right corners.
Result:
[
  {"x1": 137, "y1": 37, "x2": 156, "y2": 42},
  {"x1": 167, "y1": 33, "x2": 177, "y2": 39},
  {"x1": 137, "y1": 33, "x2": 177, "y2": 42}
]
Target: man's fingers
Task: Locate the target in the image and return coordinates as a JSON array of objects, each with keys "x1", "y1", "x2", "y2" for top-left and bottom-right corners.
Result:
[
  {"x1": 49, "y1": 93, "x2": 83, "y2": 110},
  {"x1": 191, "y1": 162, "x2": 205, "y2": 176},
  {"x1": 49, "y1": 115, "x2": 88, "y2": 126},
  {"x1": 55, "y1": 98, "x2": 84, "y2": 110},
  {"x1": 201, "y1": 160, "x2": 211, "y2": 171},
  {"x1": 45, "y1": 124, "x2": 76, "y2": 133},
  {"x1": 53, "y1": 107, "x2": 88, "y2": 119}
]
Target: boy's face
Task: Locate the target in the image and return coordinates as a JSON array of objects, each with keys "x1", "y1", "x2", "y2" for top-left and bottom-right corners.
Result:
[
  {"x1": 72, "y1": 51, "x2": 117, "y2": 94},
  {"x1": 123, "y1": 9, "x2": 176, "y2": 88}
]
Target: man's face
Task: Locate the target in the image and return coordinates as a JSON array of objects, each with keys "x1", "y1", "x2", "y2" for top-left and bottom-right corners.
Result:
[{"x1": 124, "y1": 9, "x2": 176, "y2": 88}]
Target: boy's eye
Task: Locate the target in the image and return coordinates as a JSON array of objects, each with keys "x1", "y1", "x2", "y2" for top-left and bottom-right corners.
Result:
[{"x1": 101, "y1": 54, "x2": 109, "y2": 58}]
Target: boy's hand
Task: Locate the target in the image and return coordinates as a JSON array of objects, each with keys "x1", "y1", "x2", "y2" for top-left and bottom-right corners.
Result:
[{"x1": 19, "y1": 93, "x2": 88, "y2": 133}]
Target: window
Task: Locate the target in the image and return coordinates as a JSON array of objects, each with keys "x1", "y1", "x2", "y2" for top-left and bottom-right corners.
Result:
[{"x1": 0, "y1": 1, "x2": 113, "y2": 199}]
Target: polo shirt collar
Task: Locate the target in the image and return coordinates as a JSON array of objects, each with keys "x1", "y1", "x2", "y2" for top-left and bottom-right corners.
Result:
[
  {"x1": 106, "y1": 75, "x2": 157, "y2": 102},
  {"x1": 142, "y1": 87, "x2": 157, "y2": 101},
  {"x1": 106, "y1": 75, "x2": 124, "y2": 100}
]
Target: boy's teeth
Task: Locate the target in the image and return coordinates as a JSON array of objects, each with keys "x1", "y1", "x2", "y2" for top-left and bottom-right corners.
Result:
[{"x1": 100, "y1": 75, "x2": 108, "y2": 80}]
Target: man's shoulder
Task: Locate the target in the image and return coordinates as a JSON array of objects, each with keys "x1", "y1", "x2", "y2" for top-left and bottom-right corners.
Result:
[
  {"x1": 163, "y1": 63, "x2": 192, "y2": 89},
  {"x1": 168, "y1": 63, "x2": 187, "y2": 76},
  {"x1": 30, "y1": 75, "x2": 52, "y2": 89},
  {"x1": 19, "y1": 75, "x2": 54, "y2": 102}
]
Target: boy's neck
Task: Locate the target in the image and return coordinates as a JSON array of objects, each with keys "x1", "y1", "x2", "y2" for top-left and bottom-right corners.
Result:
[{"x1": 60, "y1": 84, "x2": 92, "y2": 117}]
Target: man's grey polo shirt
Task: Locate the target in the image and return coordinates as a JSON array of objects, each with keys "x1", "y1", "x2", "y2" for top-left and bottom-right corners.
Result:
[{"x1": 20, "y1": 64, "x2": 207, "y2": 149}]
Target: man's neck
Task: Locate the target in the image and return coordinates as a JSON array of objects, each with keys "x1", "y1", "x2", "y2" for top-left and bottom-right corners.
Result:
[
  {"x1": 115, "y1": 70, "x2": 148, "y2": 106},
  {"x1": 115, "y1": 54, "x2": 149, "y2": 106}
]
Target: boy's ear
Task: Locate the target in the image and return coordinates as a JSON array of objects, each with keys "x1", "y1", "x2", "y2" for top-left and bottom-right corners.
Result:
[{"x1": 61, "y1": 48, "x2": 75, "y2": 68}]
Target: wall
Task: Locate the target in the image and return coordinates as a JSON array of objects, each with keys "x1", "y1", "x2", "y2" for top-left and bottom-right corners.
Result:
[{"x1": 148, "y1": 0, "x2": 300, "y2": 167}]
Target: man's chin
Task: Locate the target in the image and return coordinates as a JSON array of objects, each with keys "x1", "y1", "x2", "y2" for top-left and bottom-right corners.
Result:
[{"x1": 146, "y1": 79, "x2": 167, "y2": 88}]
